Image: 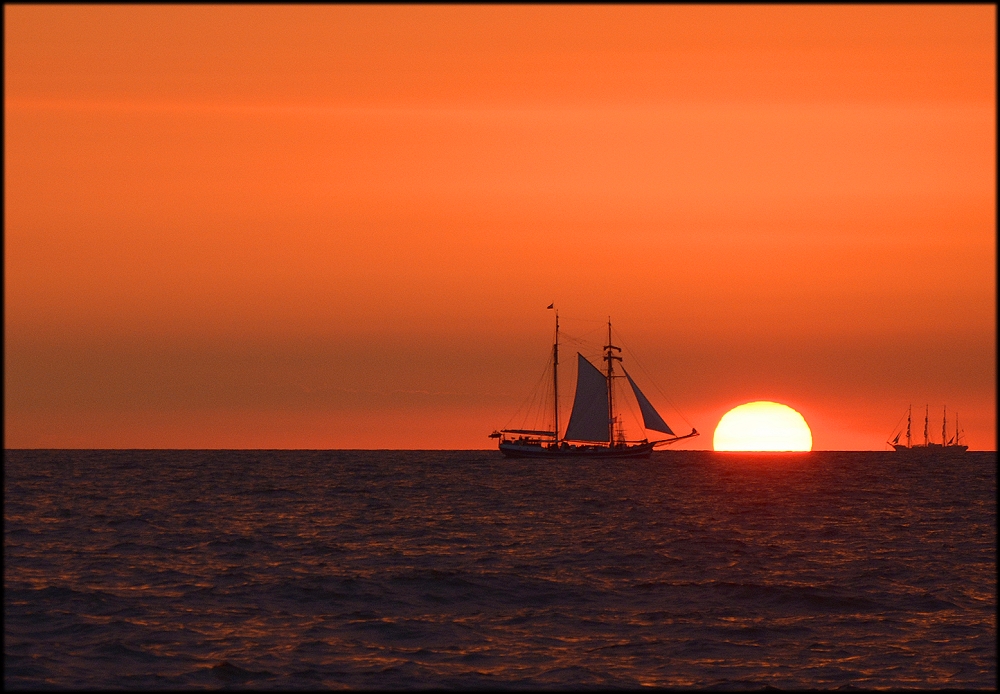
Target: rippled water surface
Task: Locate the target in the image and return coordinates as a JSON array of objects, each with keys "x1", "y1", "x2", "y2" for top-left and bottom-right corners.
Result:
[{"x1": 4, "y1": 450, "x2": 996, "y2": 689}]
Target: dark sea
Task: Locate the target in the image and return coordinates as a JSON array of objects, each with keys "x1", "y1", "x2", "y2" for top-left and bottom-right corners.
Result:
[{"x1": 4, "y1": 450, "x2": 996, "y2": 690}]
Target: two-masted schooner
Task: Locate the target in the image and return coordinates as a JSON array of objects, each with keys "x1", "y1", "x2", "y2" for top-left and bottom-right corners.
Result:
[
  {"x1": 490, "y1": 310, "x2": 698, "y2": 458},
  {"x1": 888, "y1": 404, "x2": 968, "y2": 454}
]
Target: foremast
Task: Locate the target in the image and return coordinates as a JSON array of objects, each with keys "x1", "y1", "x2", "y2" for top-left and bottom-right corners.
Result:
[{"x1": 604, "y1": 318, "x2": 622, "y2": 445}]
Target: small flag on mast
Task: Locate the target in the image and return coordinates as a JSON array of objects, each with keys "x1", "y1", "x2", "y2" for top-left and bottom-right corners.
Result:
[{"x1": 547, "y1": 303, "x2": 554, "y2": 309}]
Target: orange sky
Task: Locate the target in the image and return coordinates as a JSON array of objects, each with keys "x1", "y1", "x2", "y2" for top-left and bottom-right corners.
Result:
[{"x1": 5, "y1": 5, "x2": 996, "y2": 449}]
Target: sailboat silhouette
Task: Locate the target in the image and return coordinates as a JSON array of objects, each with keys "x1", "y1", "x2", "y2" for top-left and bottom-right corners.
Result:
[{"x1": 490, "y1": 310, "x2": 698, "y2": 458}]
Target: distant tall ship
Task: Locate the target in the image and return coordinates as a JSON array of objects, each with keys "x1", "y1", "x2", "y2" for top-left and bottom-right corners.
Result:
[
  {"x1": 888, "y1": 404, "x2": 968, "y2": 454},
  {"x1": 490, "y1": 310, "x2": 698, "y2": 458}
]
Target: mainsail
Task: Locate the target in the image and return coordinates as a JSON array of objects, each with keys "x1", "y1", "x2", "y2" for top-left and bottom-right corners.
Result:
[
  {"x1": 563, "y1": 353, "x2": 610, "y2": 442},
  {"x1": 623, "y1": 368, "x2": 675, "y2": 435}
]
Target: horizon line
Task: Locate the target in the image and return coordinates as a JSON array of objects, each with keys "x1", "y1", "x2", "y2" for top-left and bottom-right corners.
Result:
[{"x1": 5, "y1": 448, "x2": 995, "y2": 453}]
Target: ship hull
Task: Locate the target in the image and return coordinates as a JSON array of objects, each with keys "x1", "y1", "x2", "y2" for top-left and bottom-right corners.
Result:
[
  {"x1": 892, "y1": 444, "x2": 968, "y2": 455},
  {"x1": 499, "y1": 440, "x2": 657, "y2": 459}
]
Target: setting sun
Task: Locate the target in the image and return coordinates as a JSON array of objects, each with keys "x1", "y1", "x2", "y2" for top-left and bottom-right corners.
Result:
[{"x1": 714, "y1": 401, "x2": 813, "y2": 451}]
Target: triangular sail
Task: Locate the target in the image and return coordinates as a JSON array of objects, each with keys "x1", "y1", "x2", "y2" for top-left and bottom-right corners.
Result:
[
  {"x1": 564, "y1": 353, "x2": 610, "y2": 442},
  {"x1": 623, "y1": 368, "x2": 675, "y2": 436}
]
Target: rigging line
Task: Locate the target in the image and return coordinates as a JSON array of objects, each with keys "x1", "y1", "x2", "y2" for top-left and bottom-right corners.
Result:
[
  {"x1": 501, "y1": 353, "x2": 553, "y2": 432},
  {"x1": 530, "y1": 358, "x2": 554, "y2": 432},
  {"x1": 561, "y1": 334, "x2": 598, "y2": 347},
  {"x1": 558, "y1": 329, "x2": 605, "y2": 362},
  {"x1": 614, "y1": 328, "x2": 694, "y2": 430},
  {"x1": 558, "y1": 325, "x2": 604, "y2": 347},
  {"x1": 534, "y1": 358, "x2": 555, "y2": 432},
  {"x1": 557, "y1": 314, "x2": 607, "y2": 325}
]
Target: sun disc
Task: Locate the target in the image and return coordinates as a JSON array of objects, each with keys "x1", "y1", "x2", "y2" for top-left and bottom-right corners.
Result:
[{"x1": 713, "y1": 401, "x2": 812, "y2": 451}]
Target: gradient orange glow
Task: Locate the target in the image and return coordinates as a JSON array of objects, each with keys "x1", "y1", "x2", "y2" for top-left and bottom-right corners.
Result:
[{"x1": 5, "y1": 6, "x2": 996, "y2": 449}]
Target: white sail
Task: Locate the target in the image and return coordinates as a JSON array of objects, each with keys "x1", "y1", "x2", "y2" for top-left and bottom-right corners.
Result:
[
  {"x1": 564, "y1": 353, "x2": 610, "y2": 442},
  {"x1": 623, "y1": 368, "x2": 674, "y2": 436}
]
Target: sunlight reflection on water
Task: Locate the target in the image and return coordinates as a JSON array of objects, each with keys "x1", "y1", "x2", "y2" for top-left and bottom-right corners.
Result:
[{"x1": 4, "y1": 449, "x2": 996, "y2": 689}]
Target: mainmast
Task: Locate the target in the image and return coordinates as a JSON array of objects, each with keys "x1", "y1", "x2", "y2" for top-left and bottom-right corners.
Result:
[
  {"x1": 942, "y1": 406, "x2": 947, "y2": 446},
  {"x1": 553, "y1": 309, "x2": 560, "y2": 444},
  {"x1": 604, "y1": 318, "x2": 622, "y2": 445},
  {"x1": 906, "y1": 405, "x2": 912, "y2": 448},
  {"x1": 924, "y1": 405, "x2": 929, "y2": 446}
]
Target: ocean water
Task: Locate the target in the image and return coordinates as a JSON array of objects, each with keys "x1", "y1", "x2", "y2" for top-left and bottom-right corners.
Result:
[{"x1": 4, "y1": 449, "x2": 996, "y2": 690}]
